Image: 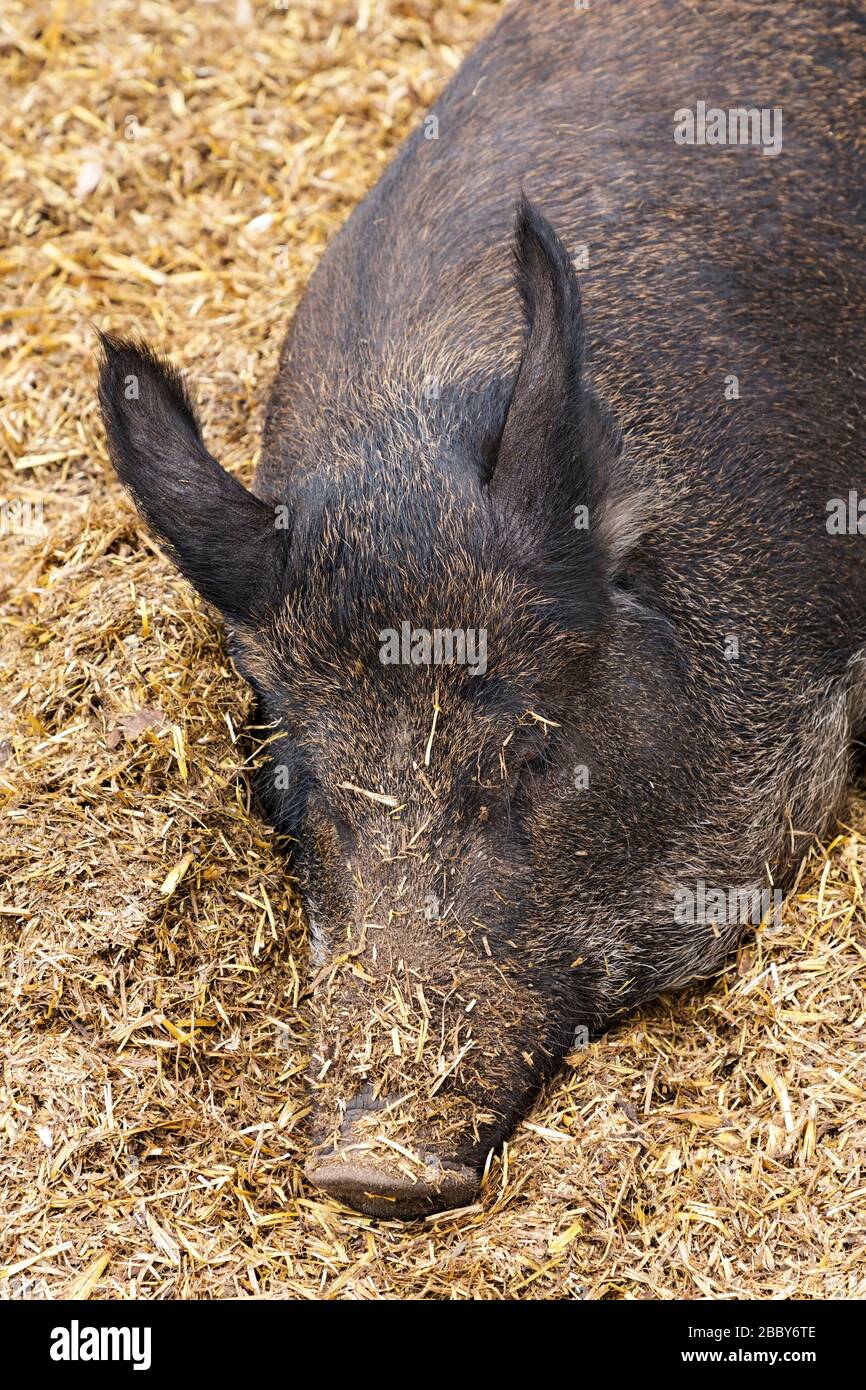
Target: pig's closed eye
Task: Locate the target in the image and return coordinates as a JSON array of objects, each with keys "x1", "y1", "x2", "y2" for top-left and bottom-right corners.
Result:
[
  {"x1": 247, "y1": 702, "x2": 313, "y2": 841},
  {"x1": 507, "y1": 735, "x2": 555, "y2": 791},
  {"x1": 307, "y1": 788, "x2": 354, "y2": 851},
  {"x1": 473, "y1": 726, "x2": 552, "y2": 799}
]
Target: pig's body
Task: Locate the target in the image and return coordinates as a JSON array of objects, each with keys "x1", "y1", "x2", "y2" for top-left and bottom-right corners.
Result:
[
  {"x1": 260, "y1": 0, "x2": 866, "y2": 957},
  {"x1": 100, "y1": 0, "x2": 865, "y2": 1217}
]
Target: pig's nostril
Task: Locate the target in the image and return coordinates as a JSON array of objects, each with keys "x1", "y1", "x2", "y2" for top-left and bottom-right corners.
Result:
[{"x1": 305, "y1": 1154, "x2": 480, "y2": 1219}]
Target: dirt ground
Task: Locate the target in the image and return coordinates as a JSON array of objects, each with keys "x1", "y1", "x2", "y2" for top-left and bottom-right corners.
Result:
[{"x1": 1, "y1": 0, "x2": 865, "y2": 1299}]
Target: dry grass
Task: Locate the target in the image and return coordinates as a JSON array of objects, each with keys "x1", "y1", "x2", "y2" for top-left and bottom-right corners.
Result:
[{"x1": 1, "y1": 0, "x2": 865, "y2": 1300}]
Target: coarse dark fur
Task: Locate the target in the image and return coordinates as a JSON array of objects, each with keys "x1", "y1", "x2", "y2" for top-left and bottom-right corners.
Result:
[{"x1": 99, "y1": 0, "x2": 866, "y2": 1216}]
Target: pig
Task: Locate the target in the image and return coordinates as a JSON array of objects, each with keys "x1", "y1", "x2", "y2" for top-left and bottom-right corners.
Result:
[{"x1": 98, "y1": 0, "x2": 866, "y2": 1217}]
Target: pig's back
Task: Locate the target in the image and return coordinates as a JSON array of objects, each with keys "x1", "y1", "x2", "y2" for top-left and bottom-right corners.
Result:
[{"x1": 259, "y1": 0, "x2": 866, "y2": 655}]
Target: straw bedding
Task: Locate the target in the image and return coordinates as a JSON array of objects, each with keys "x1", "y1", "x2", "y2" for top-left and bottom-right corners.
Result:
[{"x1": 1, "y1": 0, "x2": 864, "y2": 1300}]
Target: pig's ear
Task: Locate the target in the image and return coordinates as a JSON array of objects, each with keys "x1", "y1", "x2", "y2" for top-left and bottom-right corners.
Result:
[
  {"x1": 490, "y1": 198, "x2": 604, "y2": 539},
  {"x1": 98, "y1": 334, "x2": 287, "y2": 624}
]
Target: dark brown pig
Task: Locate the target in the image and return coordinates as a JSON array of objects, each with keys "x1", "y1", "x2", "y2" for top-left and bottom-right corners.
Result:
[{"x1": 98, "y1": 0, "x2": 866, "y2": 1217}]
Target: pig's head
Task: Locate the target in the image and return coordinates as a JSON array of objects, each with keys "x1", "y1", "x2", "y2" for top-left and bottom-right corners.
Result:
[{"x1": 99, "y1": 200, "x2": 681, "y2": 1217}]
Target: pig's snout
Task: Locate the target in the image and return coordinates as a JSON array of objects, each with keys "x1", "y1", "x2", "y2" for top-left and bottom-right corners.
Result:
[
  {"x1": 305, "y1": 1153, "x2": 479, "y2": 1219},
  {"x1": 305, "y1": 1086, "x2": 481, "y2": 1218}
]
